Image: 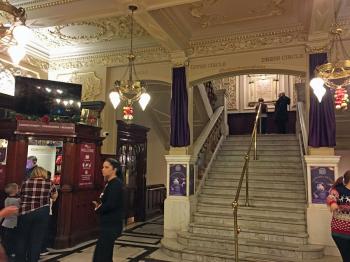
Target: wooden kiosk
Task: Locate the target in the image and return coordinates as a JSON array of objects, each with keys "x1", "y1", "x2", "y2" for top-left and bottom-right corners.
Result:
[{"x1": 0, "y1": 119, "x2": 104, "y2": 248}]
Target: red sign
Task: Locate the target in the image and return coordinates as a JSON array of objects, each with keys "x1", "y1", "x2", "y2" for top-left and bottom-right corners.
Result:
[
  {"x1": 0, "y1": 164, "x2": 6, "y2": 189},
  {"x1": 78, "y1": 143, "x2": 96, "y2": 188},
  {"x1": 17, "y1": 120, "x2": 75, "y2": 135}
]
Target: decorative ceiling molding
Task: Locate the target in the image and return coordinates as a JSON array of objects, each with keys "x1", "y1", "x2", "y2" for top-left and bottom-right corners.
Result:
[
  {"x1": 190, "y1": 0, "x2": 285, "y2": 28},
  {"x1": 25, "y1": 55, "x2": 50, "y2": 72},
  {"x1": 13, "y1": 0, "x2": 82, "y2": 11},
  {"x1": 188, "y1": 25, "x2": 306, "y2": 57},
  {"x1": 33, "y1": 16, "x2": 149, "y2": 47},
  {"x1": 56, "y1": 72, "x2": 102, "y2": 101},
  {"x1": 49, "y1": 46, "x2": 170, "y2": 71}
]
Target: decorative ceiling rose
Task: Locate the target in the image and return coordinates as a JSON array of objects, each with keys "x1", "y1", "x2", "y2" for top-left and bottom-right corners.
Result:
[{"x1": 51, "y1": 22, "x2": 106, "y2": 41}]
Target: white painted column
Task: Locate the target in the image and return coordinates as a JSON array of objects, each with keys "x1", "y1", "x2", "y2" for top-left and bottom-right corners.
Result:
[
  {"x1": 304, "y1": 155, "x2": 341, "y2": 256},
  {"x1": 163, "y1": 155, "x2": 196, "y2": 239}
]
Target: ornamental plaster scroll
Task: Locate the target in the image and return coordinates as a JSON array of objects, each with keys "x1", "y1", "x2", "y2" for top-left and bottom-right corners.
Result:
[
  {"x1": 25, "y1": 55, "x2": 49, "y2": 72},
  {"x1": 56, "y1": 72, "x2": 102, "y2": 101},
  {"x1": 190, "y1": 0, "x2": 285, "y2": 28},
  {"x1": 49, "y1": 46, "x2": 170, "y2": 71},
  {"x1": 33, "y1": 16, "x2": 149, "y2": 47},
  {"x1": 12, "y1": 0, "x2": 82, "y2": 11},
  {"x1": 188, "y1": 26, "x2": 307, "y2": 57},
  {"x1": 212, "y1": 76, "x2": 238, "y2": 111}
]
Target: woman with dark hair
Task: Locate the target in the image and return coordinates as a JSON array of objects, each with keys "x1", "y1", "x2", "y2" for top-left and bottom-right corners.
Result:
[
  {"x1": 327, "y1": 170, "x2": 350, "y2": 262},
  {"x1": 92, "y1": 158, "x2": 124, "y2": 262}
]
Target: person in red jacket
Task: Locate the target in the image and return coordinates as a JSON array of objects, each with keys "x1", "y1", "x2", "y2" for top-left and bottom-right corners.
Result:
[{"x1": 327, "y1": 170, "x2": 350, "y2": 262}]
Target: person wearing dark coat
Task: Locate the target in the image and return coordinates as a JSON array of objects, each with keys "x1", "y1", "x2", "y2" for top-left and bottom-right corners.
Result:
[
  {"x1": 274, "y1": 92, "x2": 290, "y2": 134},
  {"x1": 93, "y1": 158, "x2": 124, "y2": 262}
]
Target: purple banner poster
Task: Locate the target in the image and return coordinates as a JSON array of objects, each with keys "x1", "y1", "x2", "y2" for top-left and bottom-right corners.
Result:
[
  {"x1": 311, "y1": 166, "x2": 335, "y2": 204},
  {"x1": 169, "y1": 164, "x2": 187, "y2": 196}
]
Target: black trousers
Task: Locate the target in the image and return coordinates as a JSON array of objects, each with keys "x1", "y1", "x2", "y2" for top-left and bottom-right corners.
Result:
[
  {"x1": 1, "y1": 226, "x2": 17, "y2": 256},
  {"x1": 93, "y1": 224, "x2": 122, "y2": 262},
  {"x1": 332, "y1": 234, "x2": 350, "y2": 262},
  {"x1": 16, "y1": 206, "x2": 49, "y2": 262},
  {"x1": 276, "y1": 120, "x2": 287, "y2": 134},
  {"x1": 259, "y1": 117, "x2": 267, "y2": 134}
]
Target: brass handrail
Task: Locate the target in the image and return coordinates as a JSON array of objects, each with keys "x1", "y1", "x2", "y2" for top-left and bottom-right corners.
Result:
[{"x1": 232, "y1": 103, "x2": 261, "y2": 262}]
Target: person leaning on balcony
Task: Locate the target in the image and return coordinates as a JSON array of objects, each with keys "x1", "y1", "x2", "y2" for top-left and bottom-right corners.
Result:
[
  {"x1": 92, "y1": 158, "x2": 124, "y2": 262},
  {"x1": 327, "y1": 170, "x2": 350, "y2": 262}
]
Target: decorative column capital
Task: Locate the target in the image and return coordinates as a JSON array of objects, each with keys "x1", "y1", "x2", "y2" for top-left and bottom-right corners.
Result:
[{"x1": 170, "y1": 50, "x2": 188, "y2": 67}]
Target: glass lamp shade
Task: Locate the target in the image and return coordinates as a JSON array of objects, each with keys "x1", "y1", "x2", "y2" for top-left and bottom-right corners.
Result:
[
  {"x1": 109, "y1": 91, "x2": 121, "y2": 109},
  {"x1": 310, "y1": 77, "x2": 325, "y2": 90},
  {"x1": 313, "y1": 86, "x2": 326, "y2": 102},
  {"x1": 7, "y1": 45, "x2": 26, "y2": 65},
  {"x1": 12, "y1": 25, "x2": 32, "y2": 45},
  {"x1": 139, "y1": 92, "x2": 151, "y2": 111}
]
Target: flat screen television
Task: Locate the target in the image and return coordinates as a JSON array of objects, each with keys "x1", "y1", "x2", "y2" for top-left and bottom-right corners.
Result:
[{"x1": 14, "y1": 76, "x2": 82, "y2": 117}]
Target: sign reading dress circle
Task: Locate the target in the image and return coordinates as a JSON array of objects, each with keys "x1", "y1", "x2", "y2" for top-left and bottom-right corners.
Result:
[{"x1": 78, "y1": 143, "x2": 96, "y2": 188}]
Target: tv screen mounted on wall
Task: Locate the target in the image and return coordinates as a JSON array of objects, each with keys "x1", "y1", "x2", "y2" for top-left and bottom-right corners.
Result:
[{"x1": 14, "y1": 76, "x2": 82, "y2": 117}]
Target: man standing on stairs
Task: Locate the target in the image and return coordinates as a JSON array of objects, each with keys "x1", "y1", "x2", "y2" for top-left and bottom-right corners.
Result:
[{"x1": 274, "y1": 92, "x2": 290, "y2": 134}]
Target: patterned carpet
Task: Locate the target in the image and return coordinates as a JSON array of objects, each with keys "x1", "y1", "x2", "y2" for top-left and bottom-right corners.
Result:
[{"x1": 39, "y1": 216, "x2": 168, "y2": 262}]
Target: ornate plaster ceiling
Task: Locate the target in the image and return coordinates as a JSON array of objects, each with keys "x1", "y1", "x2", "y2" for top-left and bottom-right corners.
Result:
[{"x1": 6, "y1": 0, "x2": 350, "y2": 60}]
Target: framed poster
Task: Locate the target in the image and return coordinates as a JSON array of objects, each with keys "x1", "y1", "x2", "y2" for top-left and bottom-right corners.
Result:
[
  {"x1": 78, "y1": 143, "x2": 96, "y2": 188},
  {"x1": 169, "y1": 164, "x2": 187, "y2": 196},
  {"x1": 311, "y1": 166, "x2": 335, "y2": 204},
  {"x1": 0, "y1": 147, "x2": 6, "y2": 163}
]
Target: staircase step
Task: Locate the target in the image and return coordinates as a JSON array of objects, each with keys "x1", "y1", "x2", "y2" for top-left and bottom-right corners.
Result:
[
  {"x1": 227, "y1": 134, "x2": 297, "y2": 141},
  {"x1": 216, "y1": 155, "x2": 301, "y2": 161},
  {"x1": 193, "y1": 212, "x2": 306, "y2": 232},
  {"x1": 189, "y1": 222, "x2": 308, "y2": 244},
  {"x1": 198, "y1": 195, "x2": 306, "y2": 209},
  {"x1": 205, "y1": 178, "x2": 304, "y2": 189},
  {"x1": 208, "y1": 172, "x2": 304, "y2": 182},
  {"x1": 196, "y1": 203, "x2": 305, "y2": 220},
  {"x1": 210, "y1": 166, "x2": 302, "y2": 173},
  {"x1": 221, "y1": 145, "x2": 300, "y2": 151},
  {"x1": 212, "y1": 160, "x2": 301, "y2": 168},
  {"x1": 201, "y1": 186, "x2": 305, "y2": 199},
  {"x1": 219, "y1": 150, "x2": 300, "y2": 156},
  {"x1": 177, "y1": 232, "x2": 323, "y2": 260}
]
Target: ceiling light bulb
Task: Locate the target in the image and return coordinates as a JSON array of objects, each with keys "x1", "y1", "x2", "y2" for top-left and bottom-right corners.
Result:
[
  {"x1": 109, "y1": 91, "x2": 120, "y2": 109},
  {"x1": 12, "y1": 25, "x2": 32, "y2": 45},
  {"x1": 7, "y1": 45, "x2": 26, "y2": 65},
  {"x1": 310, "y1": 77, "x2": 325, "y2": 90},
  {"x1": 139, "y1": 92, "x2": 151, "y2": 111}
]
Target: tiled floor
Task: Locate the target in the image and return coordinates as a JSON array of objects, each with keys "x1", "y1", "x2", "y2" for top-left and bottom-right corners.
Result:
[{"x1": 39, "y1": 216, "x2": 173, "y2": 262}]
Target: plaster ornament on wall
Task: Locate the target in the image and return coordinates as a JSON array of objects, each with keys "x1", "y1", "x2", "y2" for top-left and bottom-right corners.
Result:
[
  {"x1": 212, "y1": 77, "x2": 238, "y2": 111},
  {"x1": 12, "y1": 0, "x2": 82, "y2": 11},
  {"x1": 49, "y1": 46, "x2": 169, "y2": 70},
  {"x1": 190, "y1": 0, "x2": 285, "y2": 28},
  {"x1": 189, "y1": 26, "x2": 306, "y2": 56},
  {"x1": 56, "y1": 72, "x2": 102, "y2": 101},
  {"x1": 33, "y1": 16, "x2": 149, "y2": 47},
  {"x1": 25, "y1": 55, "x2": 49, "y2": 72}
]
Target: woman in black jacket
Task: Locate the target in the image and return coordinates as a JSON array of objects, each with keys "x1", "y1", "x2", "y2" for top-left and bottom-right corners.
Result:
[{"x1": 93, "y1": 158, "x2": 124, "y2": 262}]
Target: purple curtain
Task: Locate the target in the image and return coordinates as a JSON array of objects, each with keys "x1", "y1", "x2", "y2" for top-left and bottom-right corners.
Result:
[
  {"x1": 308, "y1": 53, "x2": 336, "y2": 147},
  {"x1": 170, "y1": 66, "x2": 190, "y2": 147}
]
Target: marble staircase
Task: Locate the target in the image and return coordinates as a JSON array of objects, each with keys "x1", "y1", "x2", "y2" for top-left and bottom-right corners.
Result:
[{"x1": 162, "y1": 134, "x2": 325, "y2": 262}]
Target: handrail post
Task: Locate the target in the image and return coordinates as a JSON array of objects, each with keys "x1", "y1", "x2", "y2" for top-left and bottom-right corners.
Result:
[
  {"x1": 254, "y1": 128, "x2": 257, "y2": 160},
  {"x1": 232, "y1": 201, "x2": 240, "y2": 262},
  {"x1": 244, "y1": 154, "x2": 250, "y2": 207}
]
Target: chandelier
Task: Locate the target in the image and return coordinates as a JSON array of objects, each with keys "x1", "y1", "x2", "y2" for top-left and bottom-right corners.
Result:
[
  {"x1": 109, "y1": 5, "x2": 150, "y2": 121},
  {"x1": 0, "y1": 0, "x2": 32, "y2": 65},
  {"x1": 310, "y1": 23, "x2": 350, "y2": 110}
]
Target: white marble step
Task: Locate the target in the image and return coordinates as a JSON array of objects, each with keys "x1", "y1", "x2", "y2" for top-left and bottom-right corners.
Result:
[
  {"x1": 177, "y1": 232, "x2": 323, "y2": 260},
  {"x1": 196, "y1": 203, "x2": 306, "y2": 220},
  {"x1": 208, "y1": 172, "x2": 304, "y2": 182},
  {"x1": 220, "y1": 144, "x2": 300, "y2": 151},
  {"x1": 216, "y1": 155, "x2": 301, "y2": 161},
  {"x1": 219, "y1": 149, "x2": 300, "y2": 156},
  {"x1": 188, "y1": 222, "x2": 308, "y2": 244},
  {"x1": 205, "y1": 178, "x2": 304, "y2": 189},
  {"x1": 198, "y1": 195, "x2": 306, "y2": 209},
  {"x1": 212, "y1": 160, "x2": 301, "y2": 168},
  {"x1": 223, "y1": 140, "x2": 299, "y2": 146},
  {"x1": 201, "y1": 186, "x2": 305, "y2": 199},
  {"x1": 210, "y1": 166, "x2": 302, "y2": 173},
  {"x1": 226, "y1": 135, "x2": 297, "y2": 141},
  {"x1": 193, "y1": 212, "x2": 306, "y2": 232}
]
